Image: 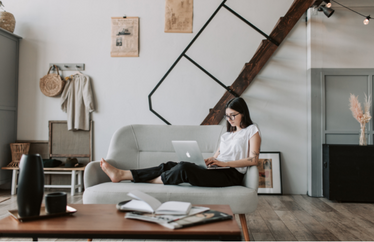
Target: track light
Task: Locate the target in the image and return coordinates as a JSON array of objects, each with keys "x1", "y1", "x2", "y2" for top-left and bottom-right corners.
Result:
[
  {"x1": 318, "y1": 5, "x2": 335, "y2": 18},
  {"x1": 324, "y1": 0, "x2": 332, "y2": 8}
]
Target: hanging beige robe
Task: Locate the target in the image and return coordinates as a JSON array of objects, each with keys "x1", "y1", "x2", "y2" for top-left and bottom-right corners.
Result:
[{"x1": 61, "y1": 74, "x2": 95, "y2": 131}]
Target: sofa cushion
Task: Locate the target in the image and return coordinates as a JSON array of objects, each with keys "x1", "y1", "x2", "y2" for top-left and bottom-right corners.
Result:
[{"x1": 83, "y1": 181, "x2": 258, "y2": 214}]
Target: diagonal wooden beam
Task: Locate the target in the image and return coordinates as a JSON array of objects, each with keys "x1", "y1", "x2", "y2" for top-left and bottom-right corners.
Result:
[{"x1": 201, "y1": 0, "x2": 319, "y2": 125}]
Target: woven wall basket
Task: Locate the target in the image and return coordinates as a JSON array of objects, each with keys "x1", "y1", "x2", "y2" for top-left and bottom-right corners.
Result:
[
  {"x1": 7, "y1": 143, "x2": 30, "y2": 167},
  {"x1": 0, "y1": 11, "x2": 16, "y2": 33},
  {"x1": 40, "y1": 66, "x2": 65, "y2": 97}
]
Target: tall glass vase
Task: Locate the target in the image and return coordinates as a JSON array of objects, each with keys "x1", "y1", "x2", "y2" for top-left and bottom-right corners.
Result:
[
  {"x1": 17, "y1": 154, "x2": 44, "y2": 217},
  {"x1": 359, "y1": 123, "x2": 367, "y2": 146}
]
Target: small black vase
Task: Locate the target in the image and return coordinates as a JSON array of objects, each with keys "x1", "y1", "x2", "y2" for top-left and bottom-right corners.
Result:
[{"x1": 17, "y1": 154, "x2": 44, "y2": 217}]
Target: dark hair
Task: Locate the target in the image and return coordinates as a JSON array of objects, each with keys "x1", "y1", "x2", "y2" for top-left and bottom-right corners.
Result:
[{"x1": 225, "y1": 97, "x2": 253, "y2": 132}]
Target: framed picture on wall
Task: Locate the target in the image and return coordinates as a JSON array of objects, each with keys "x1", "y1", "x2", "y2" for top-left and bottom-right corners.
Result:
[
  {"x1": 257, "y1": 152, "x2": 282, "y2": 195},
  {"x1": 165, "y1": 0, "x2": 193, "y2": 33},
  {"x1": 111, "y1": 17, "x2": 139, "y2": 57}
]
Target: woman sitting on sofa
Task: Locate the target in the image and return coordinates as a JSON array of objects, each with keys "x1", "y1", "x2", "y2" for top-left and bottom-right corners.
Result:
[{"x1": 100, "y1": 97, "x2": 261, "y2": 187}]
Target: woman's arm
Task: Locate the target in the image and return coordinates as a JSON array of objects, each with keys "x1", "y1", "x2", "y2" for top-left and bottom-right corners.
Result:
[
  {"x1": 206, "y1": 132, "x2": 261, "y2": 167},
  {"x1": 213, "y1": 148, "x2": 220, "y2": 158},
  {"x1": 204, "y1": 148, "x2": 220, "y2": 164}
]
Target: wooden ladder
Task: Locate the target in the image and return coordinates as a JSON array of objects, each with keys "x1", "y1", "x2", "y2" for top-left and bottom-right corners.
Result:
[{"x1": 201, "y1": 0, "x2": 323, "y2": 125}]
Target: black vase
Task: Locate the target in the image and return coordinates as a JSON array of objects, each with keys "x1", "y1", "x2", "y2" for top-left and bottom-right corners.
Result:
[{"x1": 17, "y1": 154, "x2": 44, "y2": 217}]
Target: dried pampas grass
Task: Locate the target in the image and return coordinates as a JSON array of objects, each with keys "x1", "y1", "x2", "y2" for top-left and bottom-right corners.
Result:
[
  {"x1": 349, "y1": 93, "x2": 371, "y2": 124},
  {"x1": 350, "y1": 93, "x2": 371, "y2": 146}
]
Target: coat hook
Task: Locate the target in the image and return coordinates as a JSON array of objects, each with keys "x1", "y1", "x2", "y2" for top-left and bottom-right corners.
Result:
[
  {"x1": 76, "y1": 65, "x2": 81, "y2": 69},
  {"x1": 64, "y1": 65, "x2": 69, "y2": 68},
  {"x1": 123, "y1": 15, "x2": 127, "y2": 18}
]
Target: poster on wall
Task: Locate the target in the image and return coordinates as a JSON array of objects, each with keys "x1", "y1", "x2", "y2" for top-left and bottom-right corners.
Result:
[
  {"x1": 257, "y1": 152, "x2": 282, "y2": 195},
  {"x1": 165, "y1": 0, "x2": 193, "y2": 33},
  {"x1": 111, "y1": 17, "x2": 139, "y2": 57}
]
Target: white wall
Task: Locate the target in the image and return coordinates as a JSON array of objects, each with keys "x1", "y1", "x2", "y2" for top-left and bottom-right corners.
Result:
[
  {"x1": 7, "y1": 0, "x2": 308, "y2": 194},
  {"x1": 308, "y1": 5, "x2": 374, "y2": 69}
]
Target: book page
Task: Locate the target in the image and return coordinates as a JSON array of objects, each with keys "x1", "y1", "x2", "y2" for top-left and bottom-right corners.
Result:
[
  {"x1": 156, "y1": 201, "x2": 191, "y2": 214},
  {"x1": 128, "y1": 190, "x2": 162, "y2": 212},
  {"x1": 120, "y1": 200, "x2": 154, "y2": 213}
]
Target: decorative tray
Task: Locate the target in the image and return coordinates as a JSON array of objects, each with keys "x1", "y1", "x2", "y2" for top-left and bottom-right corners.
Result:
[{"x1": 8, "y1": 206, "x2": 77, "y2": 222}]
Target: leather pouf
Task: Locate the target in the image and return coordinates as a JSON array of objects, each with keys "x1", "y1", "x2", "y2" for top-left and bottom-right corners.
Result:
[
  {"x1": 17, "y1": 154, "x2": 44, "y2": 217},
  {"x1": 0, "y1": 11, "x2": 16, "y2": 33}
]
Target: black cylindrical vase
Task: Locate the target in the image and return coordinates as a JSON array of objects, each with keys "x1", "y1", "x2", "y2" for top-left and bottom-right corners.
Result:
[{"x1": 17, "y1": 154, "x2": 44, "y2": 217}]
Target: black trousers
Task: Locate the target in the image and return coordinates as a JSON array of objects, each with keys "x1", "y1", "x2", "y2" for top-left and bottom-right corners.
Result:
[{"x1": 130, "y1": 161, "x2": 244, "y2": 187}]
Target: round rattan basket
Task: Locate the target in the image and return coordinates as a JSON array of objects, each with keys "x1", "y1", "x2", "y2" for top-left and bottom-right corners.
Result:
[
  {"x1": 0, "y1": 11, "x2": 16, "y2": 33},
  {"x1": 7, "y1": 143, "x2": 30, "y2": 167},
  {"x1": 40, "y1": 66, "x2": 66, "y2": 97}
]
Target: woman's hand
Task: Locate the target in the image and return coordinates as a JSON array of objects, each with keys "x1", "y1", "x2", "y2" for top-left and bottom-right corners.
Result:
[{"x1": 204, "y1": 157, "x2": 226, "y2": 167}]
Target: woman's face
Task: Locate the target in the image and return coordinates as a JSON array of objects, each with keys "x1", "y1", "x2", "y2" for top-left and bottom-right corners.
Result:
[{"x1": 225, "y1": 108, "x2": 242, "y2": 128}]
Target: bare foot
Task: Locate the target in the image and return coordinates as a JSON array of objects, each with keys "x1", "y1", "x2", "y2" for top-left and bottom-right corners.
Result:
[{"x1": 100, "y1": 158, "x2": 127, "y2": 183}]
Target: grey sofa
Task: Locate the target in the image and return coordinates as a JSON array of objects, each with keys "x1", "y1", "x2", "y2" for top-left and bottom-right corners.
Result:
[{"x1": 83, "y1": 124, "x2": 258, "y2": 239}]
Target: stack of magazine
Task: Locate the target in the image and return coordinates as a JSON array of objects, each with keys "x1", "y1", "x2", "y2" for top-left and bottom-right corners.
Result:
[{"x1": 117, "y1": 190, "x2": 233, "y2": 229}]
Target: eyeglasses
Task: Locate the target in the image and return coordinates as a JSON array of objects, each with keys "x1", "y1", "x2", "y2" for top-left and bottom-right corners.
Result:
[{"x1": 224, "y1": 113, "x2": 240, "y2": 121}]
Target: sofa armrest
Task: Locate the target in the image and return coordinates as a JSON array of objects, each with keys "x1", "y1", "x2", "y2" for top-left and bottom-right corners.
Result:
[
  {"x1": 84, "y1": 161, "x2": 111, "y2": 189},
  {"x1": 242, "y1": 165, "x2": 259, "y2": 192}
]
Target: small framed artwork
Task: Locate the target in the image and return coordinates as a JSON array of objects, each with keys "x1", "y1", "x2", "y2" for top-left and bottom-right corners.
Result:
[
  {"x1": 257, "y1": 152, "x2": 282, "y2": 195},
  {"x1": 111, "y1": 17, "x2": 139, "y2": 57},
  {"x1": 165, "y1": 0, "x2": 193, "y2": 33}
]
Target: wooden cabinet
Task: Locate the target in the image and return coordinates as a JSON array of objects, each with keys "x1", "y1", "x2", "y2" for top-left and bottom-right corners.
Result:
[
  {"x1": 0, "y1": 28, "x2": 21, "y2": 186},
  {"x1": 323, "y1": 144, "x2": 374, "y2": 202}
]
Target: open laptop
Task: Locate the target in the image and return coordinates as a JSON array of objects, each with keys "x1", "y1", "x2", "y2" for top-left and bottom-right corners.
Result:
[{"x1": 172, "y1": 140, "x2": 230, "y2": 169}]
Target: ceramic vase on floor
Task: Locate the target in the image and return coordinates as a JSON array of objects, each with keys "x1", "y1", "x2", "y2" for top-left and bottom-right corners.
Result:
[{"x1": 17, "y1": 154, "x2": 44, "y2": 217}]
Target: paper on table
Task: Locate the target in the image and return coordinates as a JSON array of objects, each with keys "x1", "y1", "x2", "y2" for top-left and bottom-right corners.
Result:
[
  {"x1": 120, "y1": 190, "x2": 192, "y2": 215},
  {"x1": 156, "y1": 201, "x2": 191, "y2": 215}
]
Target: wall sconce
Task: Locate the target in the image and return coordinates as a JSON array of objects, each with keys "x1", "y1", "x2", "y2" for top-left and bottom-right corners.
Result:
[{"x1": 318, "y1": 5, "x2": 335, "y2": 18}]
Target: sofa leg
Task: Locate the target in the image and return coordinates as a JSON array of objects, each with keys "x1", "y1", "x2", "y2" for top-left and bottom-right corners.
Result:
[{"x1": 239, "y1": 214, "x2": 250, "y2": 241}]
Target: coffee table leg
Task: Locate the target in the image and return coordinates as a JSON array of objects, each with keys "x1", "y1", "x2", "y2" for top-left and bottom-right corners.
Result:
[{"x1": 239, "y1": 214, "x2": 250, "y2": 241}]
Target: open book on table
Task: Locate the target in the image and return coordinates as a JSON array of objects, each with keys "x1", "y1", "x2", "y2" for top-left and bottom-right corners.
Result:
[
  {"x1": 124, "y1": 206, "x2": 210, "y2": 227},
  {"x1": 125, "y1": 209, "x2": 232, "y2": 229},
  {"x1": 117, "y1": 190, "x2": 192, "y2": 215}
]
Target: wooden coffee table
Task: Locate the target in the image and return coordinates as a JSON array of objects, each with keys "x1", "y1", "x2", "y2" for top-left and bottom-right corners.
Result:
[{"x1": 0, "y1": 204, "x2": 242, "y2": 241}]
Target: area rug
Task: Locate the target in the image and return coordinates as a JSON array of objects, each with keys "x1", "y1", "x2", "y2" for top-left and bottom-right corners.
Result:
[{"x1": 0, "y1": 197, "x2": 10, "y2": 203}]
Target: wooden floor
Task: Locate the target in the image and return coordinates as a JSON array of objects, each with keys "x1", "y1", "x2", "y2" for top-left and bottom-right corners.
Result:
[{"x1": 1, "y1": 189, "x2": 374, "y2": 241}]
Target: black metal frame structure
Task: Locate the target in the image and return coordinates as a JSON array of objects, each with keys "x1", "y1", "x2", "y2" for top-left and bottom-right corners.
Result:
[{"x1": 148, "y1": 0, "x2": 280, "y2": 125}]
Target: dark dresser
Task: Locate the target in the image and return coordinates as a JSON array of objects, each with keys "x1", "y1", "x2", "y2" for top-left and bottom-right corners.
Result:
[{"x1": 323, "y1": 144, "x2": 374, "y2": 202}]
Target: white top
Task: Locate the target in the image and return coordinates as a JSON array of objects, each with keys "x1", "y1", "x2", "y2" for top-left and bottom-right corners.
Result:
[
  {"x1": 216, "y1": 124, "x2": 260, "y2": 174},
  {"x1": 60, "y1": 74, "x2": 95, "y2": 131}
]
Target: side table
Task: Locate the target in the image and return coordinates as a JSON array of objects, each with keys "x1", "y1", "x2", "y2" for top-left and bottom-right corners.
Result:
[{"x1": 1, "y1": 166, "x2": 85, "y2": 196}]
